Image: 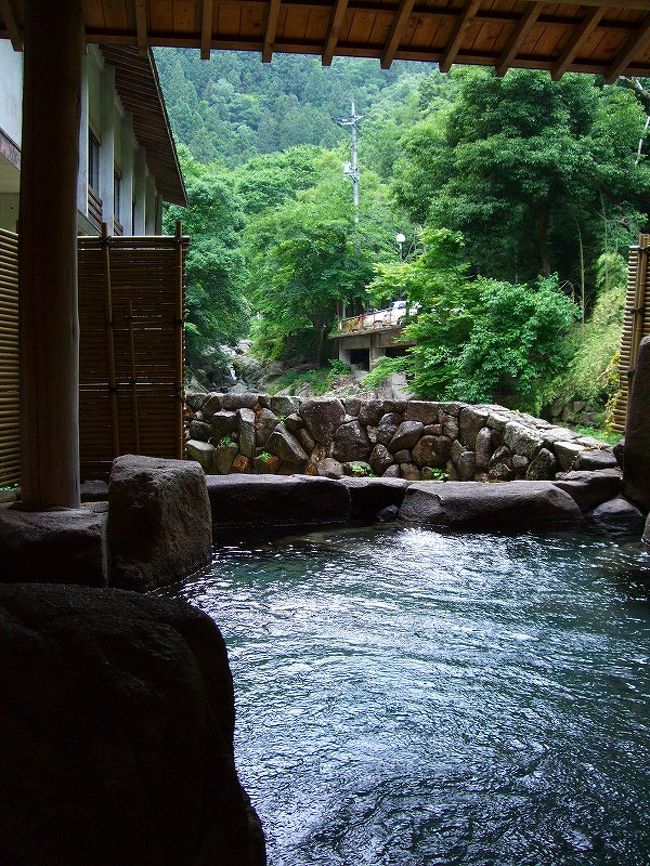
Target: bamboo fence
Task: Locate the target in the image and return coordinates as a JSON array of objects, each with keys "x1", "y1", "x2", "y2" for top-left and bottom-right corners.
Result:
[
  {"x1": 0, "y1": 227, "x2": 19, "y2": 487},
  {"x1": 612, "y1": 234, "x2": 650, "y2": 434},
  {"x1": 78, "y1": 224, "x2": 188, "y2": 479}
]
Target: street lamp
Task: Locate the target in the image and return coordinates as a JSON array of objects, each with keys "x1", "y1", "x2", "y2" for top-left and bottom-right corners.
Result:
[{"x1": 396, "y1": 232, "x2": 406, "y2": 260}]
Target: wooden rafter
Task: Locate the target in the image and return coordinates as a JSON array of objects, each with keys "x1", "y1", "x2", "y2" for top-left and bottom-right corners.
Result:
[
  {"x1": 439, "y1": 0, "x2": 481, "y2": 74},
  {"x1": 322, "y1": 0, "x2": 349, "y2": 66},
  {"x1": 134, "y1": 0, "x2": 148, "y2": 56},
  {"x1": 380, "y1": 0, "x2": 416, "y2": 70},
  {"x1": 201, "y1": 0, "x2": 214, "y2": 59},
  {"x1": 263, "y1": 0, "x2": 282, "y2": 62},
  {"x1": 0, "y1": 0, "x2": 21, "y2": 50},
  {"x1": 495, "y1": 2, "x2": 542, "y2": 77},
  {"x1": 551, "y1": 6, "x2": 605, "y2": 80},
  {"x1": 605, "y1": 13, "x2": 650, "y2": 84}
]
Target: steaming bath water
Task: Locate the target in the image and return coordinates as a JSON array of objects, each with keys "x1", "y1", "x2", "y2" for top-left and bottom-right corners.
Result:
[{"x1": 167, "y1": 526, "x2": 650, "y2": 866}]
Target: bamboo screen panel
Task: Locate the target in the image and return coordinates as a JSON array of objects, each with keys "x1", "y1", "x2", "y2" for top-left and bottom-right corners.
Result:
[
  {"x1": 0, "y1": 228, "x2": 19, "y2": 486},
  {"x1": 78, "y1": 231, "x2": 188, "y2": 480},
  {"x1": 612, "y1": 234, "x2": 650, "y2": 434}
]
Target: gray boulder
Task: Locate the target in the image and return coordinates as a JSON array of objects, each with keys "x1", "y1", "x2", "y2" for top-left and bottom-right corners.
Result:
[
  {"x1": 526, "y1": 447, "x2": 557, "y2": 480},
  {"x1": 266, "y1": 427, "x2": 308, "y2": 465},
  {"x1": 503, "y1": 422, "x2": 542, "y2": 460},
  {"x1": 222, "y1": 392, "x2": 259, "y2": 410},
  {"x1": 186, "y1": 391, "x2": 208, "y2": 411},
  {"x1": 0, "y1": 583, "x2": 265, "y2": 866},
  {"x1": 399, "y1": 481, "x2": 583, "y2": 528},
  {"x1": 369, "y1": 444, "x2": 395, "y2": 475},
  {"x1": 441, "y1": 413, "x2": 459, "y2": 440},
  {"x1": 316, "y1": 458, "x2": 344, "y2": 479},
  {"x1": 338, "y1": 476, "x2": 409, "y2": 520},
  {"x1": 456, "y1": 451, "x2": 477, "y2": 481},
  {"x1": 108, "y1": 456, "x2": 212, "y2": 591},
  {"x1": 474, "y1": 427, "x2": 493, "y2": 470},
  {"x1": 553, "y1": 440, "x2": 583, "y2": 471},
  {"x1": 206, "y1": 475, "x2": 350, "y2": 525},
  {"x1": 284, "y1": 412, "x2": 303, "y2": 432},
  {"x1": 333, "y1": 420, "x2": 370, "y2": 462},
  {"x1": 400, "y1": 464, "x2": 421, "y2": 481},
  {"x1": 588, "y1": 496, "x2": 645, "y2": 533},
  {"x1": 574, "y1": 449, "x2": 618, "y2": 472},
  {"x1": 296, "y1": 426, "x2": 316, "y2": 453},
  {"x1": 300, "y1": 398, "x2": 346, "y2": 444},
  {"x1": 189, "y1": 420, "x2": 212, "y2": 442},
  {"x1": 376, "y1": 413, "x2": 402, "y2": 445},
  {"x1": 215, "y1": 442, "x2": 239, "y2": 475},
  {"x1": 270, "y1": 395, "x2": 301, "y2": 417},
  {"x1": 389, "y1": 421, "x2": 424, "y2": 452},
  {"x1": 459, "y1": 407, "x2": 489, "y2": 449},
  {"x1": 255, "y1": 407, "x2": 277, "y2": 447},
  {"x1": 186, "y1": 439, "x2": 215, "y2": 471},
  {"x1": 210, "y1": 411, "x2": 238, "y2": 441},
  {"x1": 404, "y1": 401, "x2": 439, "y2": 425},
  {"x1": 238, "y1": 408, "x2": 256, "y2": 459},
  {"x1": 0, "y1": 507, "x2": 107, "y2": 587},
  {"x1": 201, "y1": 393, "x2": 223, "y2": 417},
  {"x1": 358, "y1": 399, "x2": 385, "y2": 426},
  {"x1": 553, "y1": 469, "x2": 622, "y2": 511}
]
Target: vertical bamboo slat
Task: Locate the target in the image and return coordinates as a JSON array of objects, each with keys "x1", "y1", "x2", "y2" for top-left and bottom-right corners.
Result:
[
  {"x1": 102, "y1": 223, "x2": 121, "y2": 456},
  {"x1": 0, "y1": 228, "x2": 20, "y2": 487},
  {"x1": 128, "y1": 299, "x2": 141, "y2": 453},
  {"x1": 175, "y1": 220, "x2": 185, "y2": 460}
]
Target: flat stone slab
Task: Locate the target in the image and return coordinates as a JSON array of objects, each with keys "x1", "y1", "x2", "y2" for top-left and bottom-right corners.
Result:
[
  {"x1": 552, "y1": 469, "x2": 622, "y2": 512},
  {"x1": 0, "y1": 583, "x2": 265, "y2": 866},
  {"x1": 80, "y1": 480, "x2": 109, "y2": 502},
  {"x1": 109, "y1": 455, "x2": 212, "y2": 592},
  {"x1": 338, "y1": 477, "x2": 410, "y2": 521},
  {"x1": 206, "y1": 474, "x2": 351, "y2": 526},
  {"x1": 0, "y1": 507, "x2": 107, "y2": 586},
  {"x1": 399, "y1": 481, "x2": 583, "y2": 528}
]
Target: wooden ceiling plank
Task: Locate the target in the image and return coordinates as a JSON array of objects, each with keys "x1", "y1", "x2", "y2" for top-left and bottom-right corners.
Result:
[
  {"x1": 201, "y1": 0, "x2": 214, "y2": 58},
  {"x1": 134, "y1": 0, "x2": 148, "y2": 55},
  {"x1": 262, "y1": 0, "x2": 282, "y2": 61},
  {"x1": 380, "y1": 0, "x2": 417, "y2": 69},
  {"x1": 322, "y1": 0, "x2": 349, "y2": 65},
  {"x1": 0, "y1": 0, "x2": 22, "y2": 50},
  {"x1": 605, "y1": 11, "x2": 650, "y2": 82},
  {"x1": 439, "y1": 0, "x2": 482, "y2": 73},
  {"x1": 551, "y1": 5, "x2": 605, "y2": 79},
  {"x1": 495, "y1": 2, "x2": 542, "y2": 76}
]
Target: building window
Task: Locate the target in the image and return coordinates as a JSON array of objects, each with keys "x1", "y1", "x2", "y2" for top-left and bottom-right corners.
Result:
[{"x1": 89, "y1": 131, "x2": 100, "y2": 192}]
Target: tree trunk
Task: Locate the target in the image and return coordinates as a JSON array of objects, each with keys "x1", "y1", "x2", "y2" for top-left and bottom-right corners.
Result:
[{"x1": 536, "y1": 205, "x2": 551, "y2": 277}]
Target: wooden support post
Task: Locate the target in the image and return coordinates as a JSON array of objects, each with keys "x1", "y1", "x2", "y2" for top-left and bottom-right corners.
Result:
[
  {"x1": 101, "y1": 223, "x2": 120, "y2": 457},
  {"x1": 175, "y1": 220, "x2": 184, "y2": 459},
  {"x1": 19, "y1": 0, "x2": 83, "y2": 508},
  {"x1": 128, "y1": 300, "x2": 141, "y2": 453}
]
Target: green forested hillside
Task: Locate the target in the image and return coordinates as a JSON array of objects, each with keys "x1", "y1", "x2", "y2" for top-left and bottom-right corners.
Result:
[{"x1": 157, "y1": 49, "x2": 650, "y2": 424}]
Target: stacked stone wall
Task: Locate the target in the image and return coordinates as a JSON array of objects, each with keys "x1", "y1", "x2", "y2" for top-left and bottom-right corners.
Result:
[{"x1": 185, "y1": 394, "x2": 618, "y2": 482}]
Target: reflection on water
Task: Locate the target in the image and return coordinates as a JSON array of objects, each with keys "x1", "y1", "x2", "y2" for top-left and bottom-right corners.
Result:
[{"x1": 165, "y1": 527, "x2": 650, "y2": 866}]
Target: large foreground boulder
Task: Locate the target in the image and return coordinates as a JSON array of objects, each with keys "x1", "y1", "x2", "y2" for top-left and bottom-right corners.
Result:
[
  {"x1": 399, "y1": 481, "x2": 583, "y2": 528},
  {"x1": 587, "y1": 496, "x2": 645, "y2": 534},
  {"x1": 108, "y1": 456, "x2": 212, "y2": 591},
  {"x1": 206, "y1": 475, "x2": 351, "y2": 526},
  {"x1": 0, "y1": 507, "x2": 107, "y2": 586},
  {"x1": 0, "y1": 584, "x2": 265, "y2": 866},
  {"x1": 624, "y1": 336, "x2": 650, "y2": 509},
  {"x1": 338, "y1": 477, "x2": 410, "y2": 521}
]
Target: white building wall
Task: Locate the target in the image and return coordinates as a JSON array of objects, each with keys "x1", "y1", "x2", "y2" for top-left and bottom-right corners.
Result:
[{"x1": 0, "y1": 40, "x2": 23, "y2": 145}]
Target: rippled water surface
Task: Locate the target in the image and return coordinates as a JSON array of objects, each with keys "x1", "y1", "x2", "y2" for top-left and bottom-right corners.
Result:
[{"x1": 169, "y1": 526, "x2": 650, "y2": 866}]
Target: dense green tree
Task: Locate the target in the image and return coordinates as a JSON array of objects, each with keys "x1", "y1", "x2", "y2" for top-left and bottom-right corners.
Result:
[{"x1": 163, "y1": 148, "x2": 248, "y2": 373}]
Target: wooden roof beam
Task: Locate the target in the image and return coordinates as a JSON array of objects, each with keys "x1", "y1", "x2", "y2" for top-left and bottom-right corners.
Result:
[
  {"x1": 495, "y1": 2, "x2": 542, "y2": 77},
  {"x1": 134, "y1": 0, "x2": 148, "y2": 56},
  {"x1": 263, "y1": 0, "x2": 282, "y2": 62},
  {"x1": 381, "y1": 0, "x2": 416, "y2": 70},
  {"x1": 322, "y1": 0, "x2": 349, "y2": 66},
  {"x1": 201, "y1": 0, "x2": 214, "y2": 59},
  {"x1": 439, "y1": 0, "x2": 481, "y2": 74},
  {"x1": 605, "y1": 13, "x2": 650, "y2": 83},
  {"x1": 551, "y1": 6, "x2": 605, "y2": 80},
  {"x1": 0, "y1": 0, "x2": 21, "y2": 51}
]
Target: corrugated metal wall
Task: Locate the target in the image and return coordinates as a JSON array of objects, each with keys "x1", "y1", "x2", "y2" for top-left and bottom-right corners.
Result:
[{"x1": 0, "y1": 227, "x2": 19, "y2": 487}]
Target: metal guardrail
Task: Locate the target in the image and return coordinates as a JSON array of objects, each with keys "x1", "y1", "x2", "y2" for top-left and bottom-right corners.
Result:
[{"x1": 335, "y1": 305, "x2": 406, "y2": 334}]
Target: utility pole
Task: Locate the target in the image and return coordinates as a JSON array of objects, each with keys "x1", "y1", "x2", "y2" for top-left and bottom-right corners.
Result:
[{"x1": 339, "y1": 99, "x2": 363, "y2": 226}]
